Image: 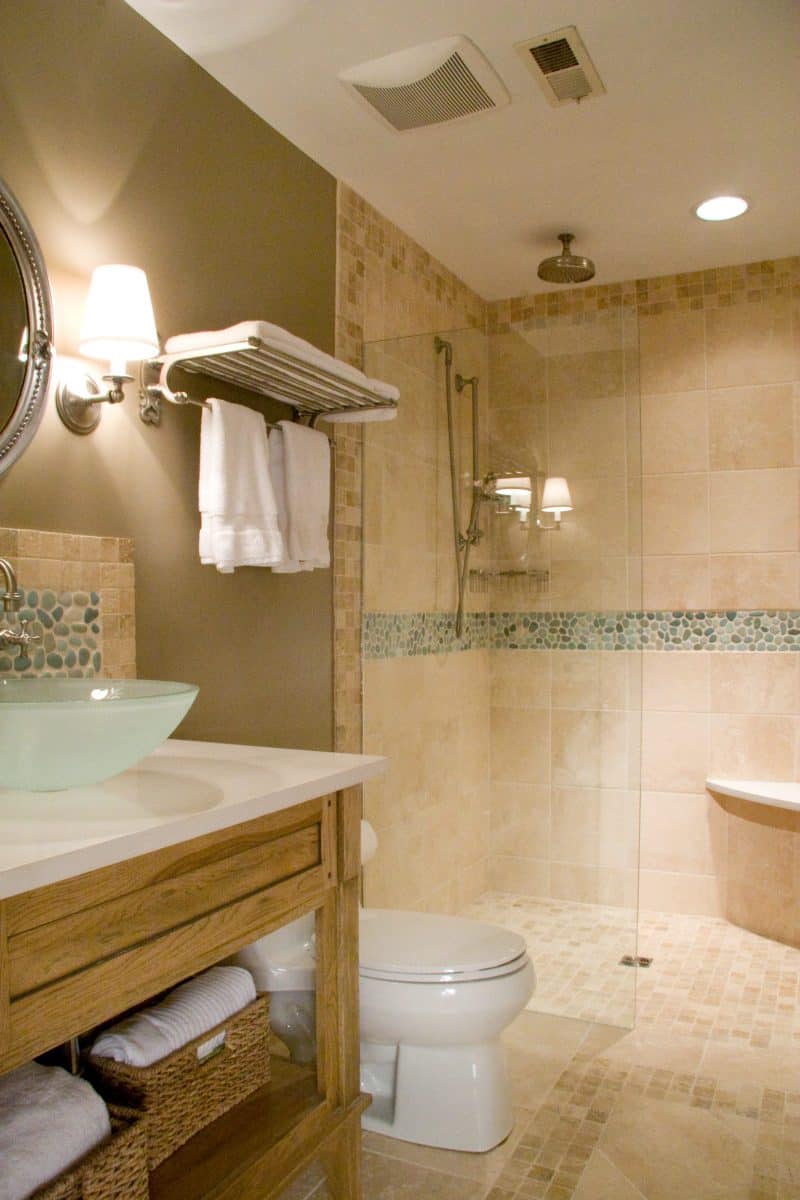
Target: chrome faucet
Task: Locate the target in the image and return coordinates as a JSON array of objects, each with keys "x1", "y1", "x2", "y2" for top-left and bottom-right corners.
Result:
[{"x1": 0, "y1": 557, "x2": 41, "y2": 658}]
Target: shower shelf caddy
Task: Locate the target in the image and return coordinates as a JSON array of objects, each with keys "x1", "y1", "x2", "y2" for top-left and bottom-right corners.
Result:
[{"x1": 139, "y1": 332, "x2": 399, "y2": 425}]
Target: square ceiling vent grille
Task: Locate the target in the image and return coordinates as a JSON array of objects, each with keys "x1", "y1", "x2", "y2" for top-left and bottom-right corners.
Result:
[
  {"x1": 340, "y1": 36, "x2": 510, "y2": 132},
  {"x1": 515, "y1": 25, "x2": 605, "y2": 106}
]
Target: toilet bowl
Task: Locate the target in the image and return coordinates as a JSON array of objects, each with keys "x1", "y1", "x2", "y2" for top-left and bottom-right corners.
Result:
[{"x1": 231, "y1": 824, "x2": 535, "y2": 1152}]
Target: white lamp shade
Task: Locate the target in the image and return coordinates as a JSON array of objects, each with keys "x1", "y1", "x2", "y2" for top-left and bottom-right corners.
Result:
[
  {"x1": 79, "y1": 265, "x2": 159, "y2": 364},
  {"x1": 494, "y1": 476, "x2": 532, "y2": 511},
  {"x1": 541, "y1": 476, "x2": 573, "y2": 514}
]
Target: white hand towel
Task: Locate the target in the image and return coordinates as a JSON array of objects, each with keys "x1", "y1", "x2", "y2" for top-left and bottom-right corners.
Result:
[
  {"x1": 269, "y1": 422, "x2": 331, "y2": 572},
  {"x1": 268, "y1": 427, "x2": 300, "y2": 573},
  {"x1": 198, "y1": 398, "x2": 284, "y2": 573},
  {"x1": 90, "y1": 965, "x2": 256, "y2": 1068},
  {"x1": 0, "y1": 1062, "x2": 111, "y2": 1200}
]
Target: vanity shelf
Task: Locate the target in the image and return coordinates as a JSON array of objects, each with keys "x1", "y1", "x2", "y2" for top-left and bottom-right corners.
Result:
[
  {"x1": 706, "y1": 778, "x2": 800, "y2": 813},
  {"x1": 149, "y1": 1059, "x2": 368, "y2": 1200},
  {"x1": 141, "y1": 326, "x2": 399, "y2": 425}
]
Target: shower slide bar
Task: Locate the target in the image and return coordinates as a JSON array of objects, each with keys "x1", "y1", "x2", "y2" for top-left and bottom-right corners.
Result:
[{"x1": 436, "y1": 335, "x2": 491, "y2": 639}]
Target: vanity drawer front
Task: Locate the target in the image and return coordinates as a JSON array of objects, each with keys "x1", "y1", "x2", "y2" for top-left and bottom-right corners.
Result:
[{"x1": 1, "y1": 794, "x2": 337, "y2": 1070}]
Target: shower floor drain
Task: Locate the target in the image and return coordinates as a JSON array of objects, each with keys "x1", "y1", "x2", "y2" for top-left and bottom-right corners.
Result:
[{"x1": 619, "y1": 955, "x2": 653, "y2": 968}]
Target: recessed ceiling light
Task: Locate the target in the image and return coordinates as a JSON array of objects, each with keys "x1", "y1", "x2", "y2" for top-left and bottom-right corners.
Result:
[{"x1": 695, "y1": 195, "x2": 749, "y2": 222}]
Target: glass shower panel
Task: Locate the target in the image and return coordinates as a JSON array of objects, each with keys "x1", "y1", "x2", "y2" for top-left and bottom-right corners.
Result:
[
  {"x1": 360, "y1": 314, "x2": 642, "y2": 1032},
  {"x1": 486, "y1": 304, "x2": 643, "y2": 1029}
]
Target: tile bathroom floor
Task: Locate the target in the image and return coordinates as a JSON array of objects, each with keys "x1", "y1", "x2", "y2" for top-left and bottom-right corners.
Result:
[{"x1": 281, "y1": 896, "x2": 800, "y2": 1200}]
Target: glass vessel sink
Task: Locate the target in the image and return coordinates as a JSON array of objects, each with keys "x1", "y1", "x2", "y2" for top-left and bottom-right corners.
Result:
[{"x1": 0, "y1": 679, "x2": 199, "y2": 791}]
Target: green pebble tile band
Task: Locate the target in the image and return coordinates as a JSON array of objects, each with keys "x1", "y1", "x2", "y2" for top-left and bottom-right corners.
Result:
[
  {"x1": 363, "y1": 610, "x2": 800, "y2": 659},
  {"x1": 0, "y1": 589, "x2": 102, "y2": 677}
]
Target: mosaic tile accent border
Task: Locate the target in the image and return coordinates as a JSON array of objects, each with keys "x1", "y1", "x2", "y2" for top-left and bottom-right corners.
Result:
[
  {"x1": 0, "y1": 589, "x2": 102, "y2": 676},
  {"x1": 362, "y1": 611, "x2": 489, "y2": 658},
  {"x1": 488, "y1": 253, "x2": 800, "y2": 328},
  {"x1": 0, "y1": 526, "x2": 136, "y2": 678},
  {"x1": 363, "y1": 609, "x2": 800, "y2": 658}
]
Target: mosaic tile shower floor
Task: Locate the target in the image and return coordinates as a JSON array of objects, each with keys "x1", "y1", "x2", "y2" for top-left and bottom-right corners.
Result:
[{"x1": 281, "y1": 897, "x2": 800, "y2": 1200}]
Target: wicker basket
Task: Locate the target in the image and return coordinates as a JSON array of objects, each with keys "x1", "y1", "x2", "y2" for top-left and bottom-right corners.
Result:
[
  {"x1": 33, "y1": 1106, "x2": 148, "y2": 1200},
  {"x1": 86, "y1": 995, "x2": 270, "y2": 1169}
]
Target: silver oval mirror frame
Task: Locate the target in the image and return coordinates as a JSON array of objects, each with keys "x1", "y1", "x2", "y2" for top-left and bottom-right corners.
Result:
[{"x1": 0, "y1": 177, "x2": 53, "y2": 477}]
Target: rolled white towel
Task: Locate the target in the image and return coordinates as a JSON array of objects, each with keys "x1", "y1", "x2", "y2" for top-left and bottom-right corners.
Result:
[
  {"x1": 0, "y1": 1062, "x2": 111, "y2": 1200},
  {"x1": 90, "y1": 965, "x2": 256, "y2": 1068}
]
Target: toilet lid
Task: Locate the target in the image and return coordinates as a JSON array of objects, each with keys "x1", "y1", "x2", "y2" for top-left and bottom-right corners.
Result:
[{"x1": 359, "y1": 909, "x2": 528, "y2": 983}]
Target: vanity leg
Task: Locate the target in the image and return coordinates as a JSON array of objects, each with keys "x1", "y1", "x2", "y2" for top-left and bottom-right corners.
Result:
[{"x1": 320, "y1": 1110, "x2": 362, "y2": 1200}]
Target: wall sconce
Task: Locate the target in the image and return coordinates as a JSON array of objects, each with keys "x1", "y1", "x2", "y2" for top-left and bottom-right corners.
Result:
[
  {"x1": 494, "y1": 476, "x2": 533, "y2": 522},
  {"x1": 56, "y1": 265, "x2": 159, "y2": 434},
  {"x1": 537, "y1": 475, "x2": 573, "y2": 530}
]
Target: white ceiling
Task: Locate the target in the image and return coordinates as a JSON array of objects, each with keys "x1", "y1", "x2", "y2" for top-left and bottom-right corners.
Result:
[{"x1": 125, "y1": 0, "x2": 800, "y2": 299}]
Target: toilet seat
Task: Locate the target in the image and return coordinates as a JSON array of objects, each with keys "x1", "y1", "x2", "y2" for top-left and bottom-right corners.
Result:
[{"x1": 359, "y1": 909, "x2": 529, "y2": 984}]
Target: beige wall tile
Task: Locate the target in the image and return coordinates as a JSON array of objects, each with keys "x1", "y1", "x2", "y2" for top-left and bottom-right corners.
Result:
[
  {"x1": 643, "y1": 474, "x2": 709, "y2": 556},
  {"x1": 488, "y1": 855, "x2": 550, "y2": 897},
  {"x1": 709, "y1": 552, "x2": 799, "y2": 608},
  {"x1": 710, "y1": 467, "x2": 798, "y2": 553},
  {"x1": 550, "y1": 787, "x2": 600, "y2": 865},
  {"x1": 709, "y1": 653, "x2": 798, "y2": 714},
  {"x1": 490, "y1": 649, "x2": 550, "y2": 709},
  {"x1": 551, "y1": 708, "x2": 600, "y2": 787},
  {"x1": 708, "y1": 713, "x2": 795, "y2": 779},
  {"x1": 639, "y1": 309, "x2": 706, "y2": 394},
  {"x1": 550, "y1": 861, "x2": 599, "y2": 903},
  {"x1": 639, "y1": 869, "x2": 726, "y2": 916},
  {"x1": 551, "y1": 651, "x2": 629, "y2": 711},
  {"x1": 640, "y1": 791, "x2": 727, "y2": 876},
  {"x1": 548, "y1": 394, "x2": 626, "y2": 478},
  {"x1": 642, "y1": 710, "x2": 709, "y2": 793},
  {"x1": 708, "y1": 382, "x2": 795, "y2": 470},
  {"x1": 642, "y1": 652, "x2": 710, "y2": 712},
  {"x1": 597, "y1": 789, "x2": 640, "y2": 870},
  {"x1": 642, "y1": 555, "x2": 710, "y2": 609},
  {"x1": 547, "y1": 348, "x2": 625, "y2": 405},
  {"x1": 490, "y1": 782, "x2": 550, "y2": 858},
  {"x1": 642, "y1": 391, "x2": 709, "y2": 474},
  {"x1": 491, "y1": 706, "x2": 550, "y2": 785},
  {"x1": 706, "y1": 295, "x2": 794, "y2": 388}
]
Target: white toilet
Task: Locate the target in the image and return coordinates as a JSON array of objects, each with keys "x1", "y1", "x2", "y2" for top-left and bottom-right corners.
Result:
[{"x1": 233, "y1": 826, "x2": 535, "y2": 1153}]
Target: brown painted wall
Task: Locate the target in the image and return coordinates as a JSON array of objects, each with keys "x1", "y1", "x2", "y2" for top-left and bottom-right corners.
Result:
[{"x1": 0, "y1": 0, "x2": 337, "y2": 749}]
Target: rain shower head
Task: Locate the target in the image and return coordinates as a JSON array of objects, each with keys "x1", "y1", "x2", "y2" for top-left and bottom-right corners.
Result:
[{"x1": 537, "y1": 233, "x2": 595, "y2": 284}]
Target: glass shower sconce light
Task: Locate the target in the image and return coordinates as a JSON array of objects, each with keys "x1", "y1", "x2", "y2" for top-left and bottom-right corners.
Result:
[
  {"x1": 537, "y1": 475, "x2": 573, "y2": 530},
  {"x1": 56, "y1": 265, "x2": 159, "y2": 434}
]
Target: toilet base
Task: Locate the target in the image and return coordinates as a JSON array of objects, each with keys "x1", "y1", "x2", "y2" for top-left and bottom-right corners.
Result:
[{"x1": 360, "y1": 1038, "x2": 513, "y2": 1152}]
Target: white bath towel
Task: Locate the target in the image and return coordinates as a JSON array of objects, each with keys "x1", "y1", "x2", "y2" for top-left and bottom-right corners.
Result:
[
  {"x1": 269, "y1": 422, "x2": 330, "y2": 572},
  {"x1": 0, "y1": 1061, "x2": 111, "y2": 1200},
  {"x1": 319, "y1": 407, "x2": 397, "y2": 424},
  {"x1": 198, "y1": 397, "x2": 284, "y2": 573},
  {"x1": 166, "y1": 321, "x2": 400, "y2": 405},
  {"x1": 90, "y1": 965, "x2": 256, "y2": 1068}
]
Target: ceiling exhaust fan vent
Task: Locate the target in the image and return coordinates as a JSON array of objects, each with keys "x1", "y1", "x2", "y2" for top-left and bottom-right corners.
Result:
[
  {"x1": 340, "y1": 36, "x2": 510, "y2": 133},
  {"x1": 516, "y1": 26, "x2": 605, "y2": 106}
]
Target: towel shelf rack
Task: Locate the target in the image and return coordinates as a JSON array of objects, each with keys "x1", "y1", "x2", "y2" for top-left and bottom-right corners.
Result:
[{"x1": 139, "y1": 335, "x2": 398, "y2": 427}]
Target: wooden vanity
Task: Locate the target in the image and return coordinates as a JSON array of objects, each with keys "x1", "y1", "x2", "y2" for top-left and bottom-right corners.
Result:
[{"x1": 0, "y1": 741, "x2": 386, "y2": 1199}]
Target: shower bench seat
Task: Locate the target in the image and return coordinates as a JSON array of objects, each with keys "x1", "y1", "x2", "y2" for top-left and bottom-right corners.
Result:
[{"x1": 706, "y1": 778, "x2": 800, "y2": 814}]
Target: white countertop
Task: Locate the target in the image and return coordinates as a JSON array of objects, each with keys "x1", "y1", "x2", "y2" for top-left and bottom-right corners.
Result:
[
  {"x1": 706, "y1": 778, "x2": 800, "y2": 813},
  {"x1": 0, "y1": 739, "x2": 386, "y2": 898}
]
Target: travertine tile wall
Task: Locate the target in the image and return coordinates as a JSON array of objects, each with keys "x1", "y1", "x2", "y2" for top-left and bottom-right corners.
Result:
[
  {"x1": 340, "y1": 179, "x2": 800, "y2": 934},
  {"x1": 486, "y1": 257, "x2": 800, "y2": 934},
  {"x1": 335, "y1": 183, "x2": 492, "y2": 912},
  {"x1": 0, "y1": 526, "x2": 136, "y2": 677}
]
